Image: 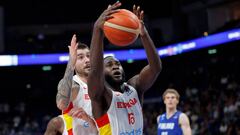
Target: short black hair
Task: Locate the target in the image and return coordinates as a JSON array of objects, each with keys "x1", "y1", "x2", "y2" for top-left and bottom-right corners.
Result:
[{"x1": 77, "y1": 42, "x2": 89, "y2": 50}]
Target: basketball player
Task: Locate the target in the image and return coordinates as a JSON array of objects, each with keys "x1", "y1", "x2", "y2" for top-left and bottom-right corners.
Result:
[
  {"x1": 157, "y1": 89, "x2": 192, "y2": 135},
  {"x1": 88, "y1": 1, "x2": 162, "y2": 134},
  {"x1": 56, "y1": 34, "x2": 98, "y2": 135}
]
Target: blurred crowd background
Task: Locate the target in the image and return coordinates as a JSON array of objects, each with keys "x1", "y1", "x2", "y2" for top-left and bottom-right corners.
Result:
[{"x1": 0, "y1": 0, "x2": 240, "y2": 135}]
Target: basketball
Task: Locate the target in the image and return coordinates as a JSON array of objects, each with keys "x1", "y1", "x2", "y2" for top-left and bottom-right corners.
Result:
[{"x1": 103, "y1": 9, "x2": 140, "y2": 46}]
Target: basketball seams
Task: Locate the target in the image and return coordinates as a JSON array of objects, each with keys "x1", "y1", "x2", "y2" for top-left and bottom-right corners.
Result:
[
  {"x1": 103, "y1": 26, "x2": 137, "y2": 45},
  {"x1": 104, "y1": 26, "x2": 137, "y2": 43},
  {"x1": 104, "y1": 22, "x2": 139, "y2": 35}
]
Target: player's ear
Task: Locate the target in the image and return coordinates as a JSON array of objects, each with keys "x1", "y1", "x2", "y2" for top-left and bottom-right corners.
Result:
[
  {"x1": 176, "y1": 99, "x2": 179, "y2": 105},
  {"x1": 163, "y1": 98, "x2": 166, "y2": 104}
]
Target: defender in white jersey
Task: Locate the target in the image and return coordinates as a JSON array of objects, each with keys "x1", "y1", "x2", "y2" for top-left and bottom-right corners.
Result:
[
  {"x1": 56, "y1": 35, "x2": 98, "y2": 135},
  {"x1": 88, "y1": 2, "x2": 162, "y2": 134}
]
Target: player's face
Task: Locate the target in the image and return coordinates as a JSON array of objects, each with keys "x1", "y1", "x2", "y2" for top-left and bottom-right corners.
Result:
[
  {"x1": 75, "y1": 48, "x2": 90, "y2": 76},
  {"x1": 164, "y1": 93, "x2": 179, "y2": 109},
  {"x1": 104, "y1": 57, "x2": 125, "y2": 83}
]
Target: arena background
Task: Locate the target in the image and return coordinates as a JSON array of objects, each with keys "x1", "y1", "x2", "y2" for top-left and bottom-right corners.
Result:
[{"x1": 0, "y1": 0, "x2": 240, "y2": 134}]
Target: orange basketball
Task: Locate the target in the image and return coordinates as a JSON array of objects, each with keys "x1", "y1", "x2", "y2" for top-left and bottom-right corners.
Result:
[{"x1": 103, "y1": 9, "x2": 140, "y2": 46}]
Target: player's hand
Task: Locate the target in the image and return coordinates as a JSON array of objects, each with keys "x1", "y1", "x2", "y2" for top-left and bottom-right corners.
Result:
[
  {"x1": 133, "y1": 5, "x2": 146, "y2": 36},
  {"x1": 94, "y1": 1, "x2": 121, "y2": 30},
  {"x1": 68, "y1": 34, "x2": 78, "y2": 69},
  {"x1": 68, "y1": 107, "x2": 90, "y2": 121}
]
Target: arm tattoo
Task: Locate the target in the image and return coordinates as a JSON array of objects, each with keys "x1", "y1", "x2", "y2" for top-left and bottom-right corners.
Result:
[{"x1": 56, "y1": 61, "x2": 74, "y2": 109}]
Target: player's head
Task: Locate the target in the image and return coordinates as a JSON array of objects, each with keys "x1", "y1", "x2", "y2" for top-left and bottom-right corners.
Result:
[
  {"x1": 75, "y1": 42, "x2": 90, "y2": 77},
  {"x1": 162, "y1": 88, "x2": 180, "y2": 109},
  {"x1": 104, "y1": 56, "x2": 125, "y2": 86}
]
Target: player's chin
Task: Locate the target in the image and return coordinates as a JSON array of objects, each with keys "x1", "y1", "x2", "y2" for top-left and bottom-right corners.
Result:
[
  {"x1": 85, "y1": 69, "x2": 90, "y2": 73},
  {"x1": 167, "y1": 105, "x2": 176, "y2": 108},
  {"x1": 113, "y1": 77, "x2": 123, "y2": 83}
]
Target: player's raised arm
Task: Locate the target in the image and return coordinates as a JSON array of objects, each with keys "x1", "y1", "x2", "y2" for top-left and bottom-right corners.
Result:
[
  {"x1": 128, "y1": 5, "x2": 162, "y2": 97},
  {"x1": 56, "y1": 34, "x2": 78, "y2": 110},
  {"x1": 88, "y1": 1, "x2": 121, "y2": 118}
]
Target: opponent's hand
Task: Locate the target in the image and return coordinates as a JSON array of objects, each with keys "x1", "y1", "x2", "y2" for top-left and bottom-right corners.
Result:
[
  {"x1": 68, "y1": 34, "x2": 78, "y2": 69},
  {"x1": 133, "y1": 5, "x2": 146, "y2": 36},
  {"x1": 94, "y1": 1, "x2": 121, "y2": 30}
]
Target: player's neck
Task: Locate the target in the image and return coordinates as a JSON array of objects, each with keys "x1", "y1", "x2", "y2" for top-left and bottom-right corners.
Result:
[
  {"x1": 77, "y1": 74, "x2": 88, "y2": 83},
  {"x1": 166, "y1": 108, "x2": 177, "y2": 119},
  {"x1": 110, "y1": 84, "x2": 122, "y2": 92},
  {"x1": 106, "y1": 81, "x2": 123, "y2": 93}
]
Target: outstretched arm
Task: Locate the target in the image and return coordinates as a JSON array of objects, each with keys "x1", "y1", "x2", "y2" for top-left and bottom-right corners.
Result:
[
  {"x1": 87, "y1": 1, "x2": 121, "y2": 118},
  {"x1": 179, "y1": 113, "x2": 192, "y2": 135},
  {"x1": 56, "y1": 34, "x2": 78, "y2": 111},
  {"x1": 128, "y1": 5, "x2": 162, "y2": 96},
  {"x1": 44, "y1": 117, "x2": 63, "y2": 135}
]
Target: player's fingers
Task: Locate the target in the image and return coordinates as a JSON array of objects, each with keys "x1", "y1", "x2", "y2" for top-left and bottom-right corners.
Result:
[
  {"x1": 70, "y1": 34, "x2": 76, "y2": 46},
  {"x1": 140, "y1": 11, "x2": 144, "y2": 21},
  {"x1": 108, "y1": 1, "x2": 121, "y2": 10},
  {"x1": 105, "y1": 9, "x2": 120, "y2": 20},
  {"x1": 76, "y1": 111, "x2": 84, "y2": 118},
  {"x1": 133, "y1": 5, "x2": 137, "y2": 15},
  {"x1": 68, "y1": 108, "x2": 77, "y2": 116},
  {"x1": 72, "y1": 110, "x2": 80, "y2": 117},
  {"x1": 74, "y1": 42, "x2": 78, "y2": 50},
  {"x1": 74, "y1": 110, "x2": 84, "y2": 118},
  {"x1": 107, "y1": 5, "x2": 111, "y2": 9},
  {"x1": 136, "y1": 6, "x2": 140, "y2": 17}
]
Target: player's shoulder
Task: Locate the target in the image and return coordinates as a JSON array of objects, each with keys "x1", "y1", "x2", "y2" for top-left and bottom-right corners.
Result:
[
  {"x1": 156, "y1": 114, "x2": 161, "y2": 123},
  {"x1": 72, "y1": 79, "x2": 80, "y2": 87},
  {"x1": 48, "y1": 116, "x2": 64, "y2": 128},
  {"x1": 179, "y1": 112, "x2": 190, "y2": 124},
  {"x1": 179, "y1": 112, "x2": 188, "y2": 118},
  {"x1": 157, "y1": 113, "x2": 166, "y2": 121},
  {"x1": 48, "y1": 116, "x2": 64, "y2": 129},
  {"x1": 127, "y1": 75, "x2": 139, "y2": 88}
]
